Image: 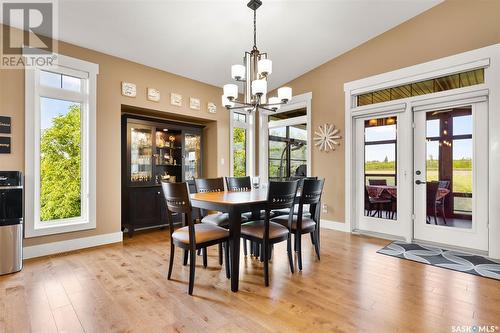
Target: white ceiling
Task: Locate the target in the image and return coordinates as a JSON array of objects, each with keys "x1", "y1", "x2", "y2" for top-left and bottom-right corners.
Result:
[{"x1": 55, "y1": 0, "x2": 441, "y2": 90}]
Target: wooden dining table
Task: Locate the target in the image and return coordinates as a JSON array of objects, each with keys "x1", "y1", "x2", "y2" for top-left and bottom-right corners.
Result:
[{"x1": 190, "y1": 188, "x2": 307, "y2": 292}]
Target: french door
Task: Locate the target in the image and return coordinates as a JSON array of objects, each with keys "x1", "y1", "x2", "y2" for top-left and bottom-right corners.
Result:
[
  {"x1": 413, "y1": 101, "x2": 488, "y2": 251},
  {"x1": 355, "y1": 111, "x2": 411, "y2": 238}
]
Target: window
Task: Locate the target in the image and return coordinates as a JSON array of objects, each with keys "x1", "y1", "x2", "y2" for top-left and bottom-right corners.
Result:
[
  {"x1": 364, "y1": 117, "x2": 397, "y2": 186},
  {"x1": 230, "y1": 111, "x2": 254, "y2": 177},
  {"x1": 268, "y1": 108, "x2": 308, "y2": 180},
  {"x1": 25, "y1": 55, "x2": 98, "y2": 237},
  {"x1": 357, "y1": 68, "x2": 484, "y2": 106}
]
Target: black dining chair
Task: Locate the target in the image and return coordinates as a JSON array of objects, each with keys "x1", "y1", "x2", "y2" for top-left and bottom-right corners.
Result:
[
  {"x1": 271, "y1": 179, "x2": 325, "y2": 270},
  {"x1": 161, "y1": 182, "x2": 230, "y2": 295},
  {"x1": 195, "y1": 177, "x2": 248, "y2": 264},
  {"x1": 240, "y1": 180, "x2": 299, "y2": 286},
  {"x1": 272, "y1": 176, "x2": 318, "y2": 217}
]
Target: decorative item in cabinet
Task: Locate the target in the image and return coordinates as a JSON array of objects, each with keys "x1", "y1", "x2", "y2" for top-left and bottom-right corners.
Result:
[{"x1": 130, "y1": 126, "x2": 153, "y2": 183}]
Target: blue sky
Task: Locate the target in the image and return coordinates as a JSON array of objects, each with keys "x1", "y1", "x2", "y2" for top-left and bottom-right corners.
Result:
[{"x1": 40, "y1": 97, "x2": 80, "y2": 131}]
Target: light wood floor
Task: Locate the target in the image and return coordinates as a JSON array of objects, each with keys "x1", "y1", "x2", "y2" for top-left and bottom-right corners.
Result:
[{"x1": 1, "y1": 229, "x2": 499, "y2": 333}]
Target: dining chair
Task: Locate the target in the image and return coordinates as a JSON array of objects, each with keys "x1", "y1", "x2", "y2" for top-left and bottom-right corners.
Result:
[
  {"x1": 365, "y1": 186, "x2": 391, "y2": 218},
  {"x1": 240, "y1": 180, "x2": 299, "y2": 286},
  {"x1": 161, "y1": 182, "x2": 230, "y2": 295},
  {"x1": 368, "y1": 179, "x2": 387, "y2": 186},
  {"x1": 436, "y1": 180, "x2": 450, "y2": 224},
  {"x1": 271, "y1": 179, "x2": 325, "y2": 270},
  {"x1": 426, "y1": 181, "x2": 440, "y2": 225},
  {"x1": 272, "y1": 176, "x2": 318, "y2": 217},
  {"x1": 195, "y1": 177, "x2": 248, "y2": 264}
]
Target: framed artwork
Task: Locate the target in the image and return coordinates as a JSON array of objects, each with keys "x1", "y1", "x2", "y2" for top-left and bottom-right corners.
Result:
[
  {"x1": 0, "y1": 116, "x2": 11, "y2": 134},
  {"x1": 147, "y1": 88, "x2": 160, "y2": 102},
  {"x1": 207, "y1": 102, "x2": 217, "y2": 114},
  {"x1": 0, "y1": 137, "x2": 11, "y2": 154},
  {"x1": 190, "y1": 97, "x2": 201, "y2": 110},
  {"x1": 170, "y1": 93, "x2": 182, "y2": 106},
  {"x1": 121, "y1": 82, "x2": 137, "y2": 97}
]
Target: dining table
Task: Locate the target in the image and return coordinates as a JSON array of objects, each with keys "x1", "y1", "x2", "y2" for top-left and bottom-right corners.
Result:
[
  {"x1": 366, "y1": 184, "x2": 450, "y2": 200},
  {"x1": 190, "y1": 188, "x2": 306, "y2": 292}
]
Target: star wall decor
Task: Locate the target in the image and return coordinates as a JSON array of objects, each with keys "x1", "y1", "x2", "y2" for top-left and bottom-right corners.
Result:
[{"x1": 313, "y1": 123, "x2": 341, "y2": 152}]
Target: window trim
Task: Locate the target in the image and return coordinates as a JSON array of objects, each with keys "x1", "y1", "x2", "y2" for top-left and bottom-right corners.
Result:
[
  {"x1": 25, "y1": 54, "x2": 99, "y2": 238},
  {"x1": 229, "y1": 109, "x2": 255, "y2": 177}
]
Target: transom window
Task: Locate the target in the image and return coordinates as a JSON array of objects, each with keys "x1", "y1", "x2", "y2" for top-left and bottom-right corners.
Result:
[{"x1": 357, "y1": 68, "x2": 484, "y2": 107}]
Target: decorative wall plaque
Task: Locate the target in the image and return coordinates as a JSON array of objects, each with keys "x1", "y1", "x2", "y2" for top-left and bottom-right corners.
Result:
[
  {"x1": 121, "y1": 82, "x2": 137, "y2": 97},
  {"x1": 0, "y1": 116, "x2": 11, "y2": 134},
  {"x1": 170, "y1": 93, "x2": 182, "y2": 106},
  {"x1": 147, "y1": 88, "x2": 160, "y2": 102},
  {"x1": 0, "y1": 137, "x2": 11, "y2": 154},
  {"x1": 190, "y1": 97, "x2": 201, "y2": 110},
  {"x1": 207, "y1": 102, "x2": 217, "y2": 114}
]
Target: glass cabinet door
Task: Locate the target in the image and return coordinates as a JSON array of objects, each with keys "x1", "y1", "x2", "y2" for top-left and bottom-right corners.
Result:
[
  {"x1": 184, "y1": 132, "x2": 201, "y2": 181},
  {"x1": 130, "y1": 125, "x2": 153, "y2": 184}
]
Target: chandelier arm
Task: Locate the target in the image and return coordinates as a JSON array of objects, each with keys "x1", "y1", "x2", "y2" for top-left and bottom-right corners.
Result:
[
  {"x1": 258, "y1": 106, "x2": 276, "y2": 112},
  {"x1": 230, "y1": 99, "x2": 254, "y2": 107},
  {"x1": 227, "y1": 105, "x2": 252, "y2": 111}
]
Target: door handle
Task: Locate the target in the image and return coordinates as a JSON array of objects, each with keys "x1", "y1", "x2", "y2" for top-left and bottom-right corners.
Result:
[{"x1": 415, "y1": 180, "x2": 426, "y2": 185}]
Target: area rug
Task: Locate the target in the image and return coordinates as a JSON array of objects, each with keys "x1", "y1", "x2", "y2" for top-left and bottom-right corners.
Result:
[{"x1": 377, "y1": 240, "x2": 500, "y2": 280}]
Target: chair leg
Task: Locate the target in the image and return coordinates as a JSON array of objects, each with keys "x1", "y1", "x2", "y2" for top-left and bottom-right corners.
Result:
[
  {"x1": 310, "y1": 232, "x2": 315, "y2": 245},
  {"x1": 260, "y1": 243, "x2": 264, "y2": 262},
  {"x1": 218, "y1": 243, "x2": 223, "y2": 265},
  {"x1": 294, "y1": 234, "x2": 298, "y2": 252},
  {"x1": 197, "y1": 249, "x2": 202, "y2": 256},
  {"x1": 183, "y1": 249, "x2": 188, "y2": 266},
  {"x1": 202, "y1": 248, "x2": 208, "y2": 268},
  {"x1": 263, "y1": 242, "x2": 269, "y2": 287},
  {"x1": 440, "y1": 205, "x2": 447, "y2": 224},
  {"x1": 312, "y1": 231, "x2": 320, "y2": 260},
  {"x1": 287, "y1": 235, "x2": 294, "y2": 274},
  {"x1": 224, "y1": 241, "x2": 231, "y2": 279},
  {"x1": 254, "y1": 242, "x2": 260, "y2": 258},
  {"x1": 297, "y1": 232, "x2": 303, "y2": 271},
  {"x1": 188, "y1": 248, "x2": 196, "y2": 295},
  {"x1": 167, "y1": 243, "x2": 175, "y2": 280},
  {"x1": 243, "y1": 239, "x2": 248, "y2": 256}
]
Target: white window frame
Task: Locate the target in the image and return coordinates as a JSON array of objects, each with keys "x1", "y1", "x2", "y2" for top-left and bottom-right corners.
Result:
[
  {"x1": 25, "y1": 54, "x2": 98, "y2": 238},
  {"x1": 229, "y1": 109, "x2": 255, "y2": 176},
  {"x1": 344, "y1": 43, "x2": 500, "y2": 259},
  {"x1": 259, "y1": 92, "x2": 312, "y2": 180}
]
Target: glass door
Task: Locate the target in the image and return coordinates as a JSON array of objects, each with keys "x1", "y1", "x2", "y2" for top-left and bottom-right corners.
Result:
[
  {"x1": 413, "y1": 102, "x2": 488, "y2": 251},
  {"x1": 184, "y1": 132, "x2": 201, "y2": 181},
  {"x1": 355, "y1": 113, "x2": 408, "y2": 237},
  {"x1": 128, "y1": 123, "x2": 154, "y2": 186}
]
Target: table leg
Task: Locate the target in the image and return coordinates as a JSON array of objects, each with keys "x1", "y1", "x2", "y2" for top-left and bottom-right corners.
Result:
[{"x1": 229, "y1": 206, "x2": 241, "y2": 292}]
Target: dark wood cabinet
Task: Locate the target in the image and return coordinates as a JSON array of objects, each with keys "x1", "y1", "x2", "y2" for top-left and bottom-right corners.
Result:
[{"x1": 121, "y1": 115, "x2": 203, "y2": 236}]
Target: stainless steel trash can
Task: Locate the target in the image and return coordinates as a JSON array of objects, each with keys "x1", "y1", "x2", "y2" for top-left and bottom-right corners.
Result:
[{"x1": 0, "y1": 171, "x2": 23, "y2": 275}]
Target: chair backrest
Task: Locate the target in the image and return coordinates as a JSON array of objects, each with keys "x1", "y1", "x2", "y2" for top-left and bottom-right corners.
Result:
[
  {"x1": 161, "y1": 182, "x2": 193, "y2": 236},
  {"x1": 226, "y1": 176, "x2": 251, "y2": 192},
  {"x1": 297, "y1": 179, "x2": 325, "y2": 223},
  {"x1": 194, "y1": 177, "x2": 225, "y2": 193},
  {"x1": 426, "y1": 181, "x2": 440, "y2": 212},
  {"x1": 438, "y1": 180, "x2": 450, "y2": 189},
  {"x1": 369, "y1": 179, "x2": 387, "y2": 186},
  {"x1": 266, "y1": 180, "x2": 299, "y2": 211}
]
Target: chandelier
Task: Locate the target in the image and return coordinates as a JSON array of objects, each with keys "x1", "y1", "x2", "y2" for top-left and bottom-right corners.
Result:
[{"x1": 221, "y1": 0, "x2": 292, "y2": 112}]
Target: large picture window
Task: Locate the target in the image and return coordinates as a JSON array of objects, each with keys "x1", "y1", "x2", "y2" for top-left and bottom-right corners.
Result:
[{"x1": 25, "y1": 55, "x2": 98, "y2": 237}]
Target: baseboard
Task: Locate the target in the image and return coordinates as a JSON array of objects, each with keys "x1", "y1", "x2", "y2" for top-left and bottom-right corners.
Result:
[
  {"x1": 23, "y1": 231, "x2": 123, "y2": 259},
  {"x1": 320, "y1": 219, "x2": 350, "y2": 232}
]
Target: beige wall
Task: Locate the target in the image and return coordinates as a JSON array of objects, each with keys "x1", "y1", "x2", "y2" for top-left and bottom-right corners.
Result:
[
  {"x1": 0, "y1": 30, "x2": 230, "y2": 247},
  {"x1": 276, "y1": 0, "x2": 500, "y2": 222}
]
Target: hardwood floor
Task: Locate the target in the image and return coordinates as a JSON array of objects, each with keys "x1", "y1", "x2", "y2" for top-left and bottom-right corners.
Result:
[{"x1": 1, "y1": 229, "x2": 499, "y2": 333}]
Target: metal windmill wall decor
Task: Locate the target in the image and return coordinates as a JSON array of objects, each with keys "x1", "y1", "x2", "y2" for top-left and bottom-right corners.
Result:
[{"x1": 313, "y1": 123, "x2": 341, "y2": 152}]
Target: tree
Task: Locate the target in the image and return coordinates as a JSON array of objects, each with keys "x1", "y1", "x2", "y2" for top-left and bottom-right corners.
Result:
[
  {"x1": 40, "y1": 104, "x2": 81, "y2": 221},
  {"x1": 384, "y1": 156, "x2": 388, "y2": 163},
  {"x1": 233, "y1": 128, "x2": 246, "y2": 177}
]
